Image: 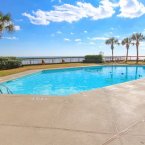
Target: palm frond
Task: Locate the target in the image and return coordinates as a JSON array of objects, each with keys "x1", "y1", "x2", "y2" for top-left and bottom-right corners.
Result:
[
  {"x1": 5, "y1": 24, "x2": 14, "y2": 32},
  {"x1": 122, "y1": 37, "x2": 132, "y2": 45},
  {"x1": 0, "y1": 12, "x2": 15, "y2": 34},
  {"x1": 2, "y1": 14, "x2": 11, "y2": 22},
  {"x1": 131, "y1": 33, "x2": 145, "y2": 41},
  {"x1": 105, "y1": 39, "x2": 111, "y2": 45},
  {"x1": 105, "y1": 37, "x2": 119, "y2": 45}
]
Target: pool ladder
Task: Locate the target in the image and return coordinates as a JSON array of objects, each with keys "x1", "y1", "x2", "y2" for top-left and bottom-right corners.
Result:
[{"x1": 0, "y1": 84, "x2": 13, "y2": 94}]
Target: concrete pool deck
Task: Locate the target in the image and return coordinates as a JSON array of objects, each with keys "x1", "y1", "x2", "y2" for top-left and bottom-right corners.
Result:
[{"x1": 0, "y1": 68, "x2": 145, "y2": 145}]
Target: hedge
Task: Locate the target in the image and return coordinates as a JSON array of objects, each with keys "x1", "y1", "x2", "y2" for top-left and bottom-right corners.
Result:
[
  {"x1": 0, "y1": 57, "x2": 22, "y2": 70},
  {"x1": 84, "y1": 55, "x2": 103, "y2": 63}
]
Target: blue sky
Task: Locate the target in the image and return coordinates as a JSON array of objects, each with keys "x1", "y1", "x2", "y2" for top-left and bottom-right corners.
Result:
[{"x1": 1, "y1": 0, "x2": 145, "y2": 56}]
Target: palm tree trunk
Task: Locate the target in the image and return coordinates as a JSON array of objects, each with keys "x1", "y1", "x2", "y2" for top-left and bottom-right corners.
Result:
[
  {"x1": 136, "y1": 45, "x2": 139, "y2": 64},
  {"x1": 112, "y1": 49, "x2": 114, "y2": 62},
  {"x1": 126, "y1": 48, "x2": 129, "y2": 63}
]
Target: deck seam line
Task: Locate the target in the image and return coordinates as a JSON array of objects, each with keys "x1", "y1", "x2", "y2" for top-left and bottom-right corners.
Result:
[
  {"x1": 0, "y1": 123, "x2": 113, "y2": 135},
  {"x1": 101, "y1": 118, "x2": 145, "y2": 145},
  {"x1": 103, "y1": 92, "x2": 123, "y2": 145}
]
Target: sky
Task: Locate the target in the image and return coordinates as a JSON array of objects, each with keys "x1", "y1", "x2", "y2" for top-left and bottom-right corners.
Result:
[{"x1": 1, "y1": 0, "x2": 145, "y2": 56}]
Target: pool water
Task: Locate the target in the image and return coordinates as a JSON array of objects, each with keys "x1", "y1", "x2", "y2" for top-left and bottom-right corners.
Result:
[{"x1": 1, "y1": 66, "x2": 145, "y2": 96}]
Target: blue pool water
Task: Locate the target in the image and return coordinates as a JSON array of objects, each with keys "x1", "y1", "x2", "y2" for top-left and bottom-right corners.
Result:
[{"x1": 1, "y1": 66, "x2": 145, "y2": 96}]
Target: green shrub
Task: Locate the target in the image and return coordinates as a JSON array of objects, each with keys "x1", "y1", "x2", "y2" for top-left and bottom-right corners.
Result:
[
  {"x1": 84, "y1": 55, "x2": 103, "y2": 63},
  {"x1": 0, "y1": 57, "x2": 22, "y2": 70}
]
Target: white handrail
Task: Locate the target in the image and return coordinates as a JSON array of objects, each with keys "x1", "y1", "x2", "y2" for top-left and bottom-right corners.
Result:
[{"x1": 0, "y1": 84, "x2": 13, "y2": 94}]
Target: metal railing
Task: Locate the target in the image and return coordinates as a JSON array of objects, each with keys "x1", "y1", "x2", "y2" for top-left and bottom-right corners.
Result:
[
  {"x1": 21, "y1": 56, "x2": 85, "y2": 65},
  {"x1": 104, "y1": 56, "x2": 145, "y2": 62},
  {"x1": 0, "y1": 84, "x2": 13, "y2": 94},
  {"x1": 19, "y1": 56, "x2": 145, "y2": 65}
]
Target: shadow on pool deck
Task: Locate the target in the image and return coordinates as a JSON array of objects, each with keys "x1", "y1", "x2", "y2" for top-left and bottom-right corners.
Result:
[{"x1": 0, "y1": 75, "x2": 145, "y2": 145}]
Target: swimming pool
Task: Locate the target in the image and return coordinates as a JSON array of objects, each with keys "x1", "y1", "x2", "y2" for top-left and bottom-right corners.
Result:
[{"x1": 1, "y1": 65, "x2": 145, "y2": 96}]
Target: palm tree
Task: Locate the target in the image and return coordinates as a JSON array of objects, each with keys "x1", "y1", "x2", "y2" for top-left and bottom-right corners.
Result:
[
  {"x1": 122, "y1": 37, "x2": 132, "y2": 63},
  {"x1": 0, "y1": 12, "x2": 15, "y2": 38},
  {"x1": 105, "y1": 37, "x2": 119, "y2": 62},
  {"x1": 131, "y1": 33, "x2": 145, "y2": 64}
]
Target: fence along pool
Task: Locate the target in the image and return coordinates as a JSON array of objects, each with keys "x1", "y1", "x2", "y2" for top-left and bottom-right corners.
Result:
[
  {"x1": 20, "y1": 56, "x2": 145, "y2": 65},
  {"x1": 21, "y1": 57, "x2": 85, "y2": 65}
]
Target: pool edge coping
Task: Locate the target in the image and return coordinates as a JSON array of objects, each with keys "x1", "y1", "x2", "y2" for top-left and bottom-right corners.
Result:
[
  {"x1": 0, "y1": 64, "x2": 103, "y2": 83},
  {"x1": 0, "y1": 64, "x2": 145, "y2": 98}
]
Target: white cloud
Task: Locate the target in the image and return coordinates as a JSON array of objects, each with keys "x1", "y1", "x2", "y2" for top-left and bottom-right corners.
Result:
[
  {"x1": 140, "y1": 42, "x2": 145, "y2": 46},
  {"x1": 88, "y1": 36, "x2": 108, "y2": 41},
  {"x1": 70, "y1": 32, "x2": 74, "y2": 35},
  {"x1": 23, "y1": 0, "x2": 145, "y2": 25},
  {"x1": 51, "y1": 0, "x2": 62, "y2": 3},
  {"x1": 23, "y1": 11, "x2": 50, "y2": 25},
  {"x1": 118, "y1": 0, "x2": 145, "y2": 18},
  {"x1": 14, "y1": 25, "x2": 21, "y2": 31},
  {"x1": 84, "y1": 30, "x2": 88, "y2": 33},
  {"x1": 75, "y1": 38, "x2": 81, "y2": 42},
  {"x1": 64, "y1": 38, "x2": 70, "y2": 41},
  {"x1": 89, "y1": 42, "x2": 96, "y2": 45},
  {"x1": 56, "y1": 31, "x2": 62, "y2": 34},
  {"x1": 23, "y1": 0, "x2": 116, "y2": 25},
  {"x1": 140, "y1": 42, "x2": 145, "y2": 50},
  {"x1": 3, "y1": 36, "x2": 18, "y2": 40}
]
